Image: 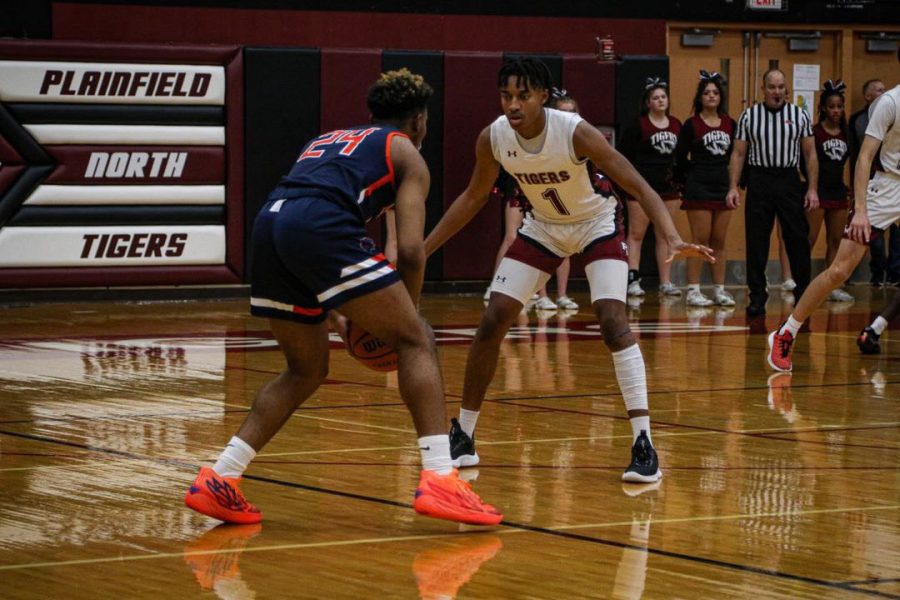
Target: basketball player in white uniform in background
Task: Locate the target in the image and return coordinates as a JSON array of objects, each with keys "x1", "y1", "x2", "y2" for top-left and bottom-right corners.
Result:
[
  {"x1": 768, "y1": 80, "x2": 900, "y2": 372},
  {"x1": 425, "y1": 57, "x2": 713, "y2": 483}
]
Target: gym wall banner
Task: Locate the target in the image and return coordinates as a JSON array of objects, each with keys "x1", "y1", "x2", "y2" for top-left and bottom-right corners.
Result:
[{"x1": 0, "y1": 42, "x2": 244, "y2": 288}]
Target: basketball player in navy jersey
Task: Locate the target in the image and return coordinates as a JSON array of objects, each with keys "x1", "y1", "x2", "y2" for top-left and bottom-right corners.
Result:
[
  {"x1": 185, "y1": 69, "x2": 501, "y2": 526},
  {"x1": 425, "y1": 57, "x2": 713, "y2": 483}
]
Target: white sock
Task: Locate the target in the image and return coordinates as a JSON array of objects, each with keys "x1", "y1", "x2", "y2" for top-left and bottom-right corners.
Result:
[
  {"x1": 872, "y1": 316, "x2": 889, "y2": 335},
  {"x1": 419, "y1": 434, "x2": 453, "y2": 475},
  {"x1": 459, "y1": 408, "x2": 480, "y2": 438},
  {"x1": 631, "y1": 416, "x2": 652, "y2": 444},
  {"x1": 612, "y1": 344, "x2": 651, "y2": 442},
  {"x1": 688, "y1": 284, "x2": 700, "y2": 293},
  {"x1": 780, "y1": 315, "x2": 803, "y2": 337},
  {"x1": 213, "y1": 436, "x2": 257, "y2": 479},
  {"x1": 713, "y1": 284, "x2": 725, "y2": 295}
]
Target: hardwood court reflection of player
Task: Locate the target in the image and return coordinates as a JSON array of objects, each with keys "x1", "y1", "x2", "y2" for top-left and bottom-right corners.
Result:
[{"x1": 424, "y1": 57, "x2": 713, "y2": 483}]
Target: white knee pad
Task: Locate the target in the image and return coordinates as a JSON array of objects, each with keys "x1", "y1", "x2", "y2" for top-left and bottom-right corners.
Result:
[
  {"x1": 491, "y1": 258, "x2": 551, "y2": 305},
  {"x1": 586, "y1": 259, "x2": 628, "y2": 303}
]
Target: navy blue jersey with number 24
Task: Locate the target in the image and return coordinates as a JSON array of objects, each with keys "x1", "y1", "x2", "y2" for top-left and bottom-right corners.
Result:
[{"x1": 269, "y1": 125, "x2": 406, "y2": 223}]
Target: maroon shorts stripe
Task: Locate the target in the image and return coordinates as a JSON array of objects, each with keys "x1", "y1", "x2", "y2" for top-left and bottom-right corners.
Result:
[
  {"x1": 819, "y1": 199, "x2": 850, "y2": 210},
  {"x1": 681, "y1": 199, "x2": 732, "y2": 211}
]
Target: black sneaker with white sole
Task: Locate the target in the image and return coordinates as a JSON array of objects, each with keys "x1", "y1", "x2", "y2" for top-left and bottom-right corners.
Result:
[
  {"x1": 449, "y1": 418, "x2": 480, "y2": 468},
  {"x1": 622, "y1": 431, "x2": 662, "y2": 483},
  {"x1": 857, "y1": 326, "x2": 881, "y2": 355}
]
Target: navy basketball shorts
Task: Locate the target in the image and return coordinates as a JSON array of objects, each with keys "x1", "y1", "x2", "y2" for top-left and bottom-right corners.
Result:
[{"x1": 249, "y1": 196, "x2": 400, "y2": 324}]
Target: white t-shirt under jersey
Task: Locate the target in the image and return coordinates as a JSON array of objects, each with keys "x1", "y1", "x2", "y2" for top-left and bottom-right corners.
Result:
[
  {"x1": 867, "y1": 85, "x2": 900, "y2": 178},
  {"x1": 490, "y1": 108, "x2": 616, "y2": 224}
]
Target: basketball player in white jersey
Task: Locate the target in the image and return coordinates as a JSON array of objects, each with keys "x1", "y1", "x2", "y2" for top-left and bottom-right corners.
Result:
[
  {"x1": 425, "y1": 57, "x2": 713, "y2": 482},
  {"x1": 768, "y1": 81, "x2": 900, "y2": 372}
]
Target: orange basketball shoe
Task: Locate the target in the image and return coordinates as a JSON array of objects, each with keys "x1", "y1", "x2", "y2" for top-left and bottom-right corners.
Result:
[
  {"x1": 185, "y1": 467, "x2": 262, "y2": 524},
  {"x1": 767, "y1": 326, "x2": 795, "y2": 372},
  {"x1": 412, "y1": 469, "x2": 503, "y2": 526}
]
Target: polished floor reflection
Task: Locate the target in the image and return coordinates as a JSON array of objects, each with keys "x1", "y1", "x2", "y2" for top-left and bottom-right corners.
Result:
[{"x1": 0, "y1": 286, "x2": 898, "y2": 599}]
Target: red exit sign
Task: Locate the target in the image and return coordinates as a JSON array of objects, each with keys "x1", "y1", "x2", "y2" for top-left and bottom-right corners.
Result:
[{"x1": 747, "y1": 0, "x2": 785, "y2": 9}]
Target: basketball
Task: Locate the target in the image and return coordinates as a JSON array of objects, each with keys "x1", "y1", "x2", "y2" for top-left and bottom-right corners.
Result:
[{"x1": 346, "y1": 321, "x2": 398, "y2": 372}]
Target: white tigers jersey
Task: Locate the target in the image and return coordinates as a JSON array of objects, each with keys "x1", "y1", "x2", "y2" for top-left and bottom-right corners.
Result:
[
  {"x1": 490, "y1": 108, "x2": 616, "y2": 224},
  {"x1": 867, "y1": 85, "x2": 900, "y2": 179}
]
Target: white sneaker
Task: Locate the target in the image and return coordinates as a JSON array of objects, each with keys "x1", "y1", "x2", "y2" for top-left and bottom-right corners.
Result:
[
  {"x1": 534, "y1": 296, "x2": 558, "y2": 310},
  {"x1": 483, "y1": 286, "x2": 492, "y2": 301},
  {"x1": 782, "y1": 278, "x2": 796, "y2": 291},
  {"x1": 686, "y1": 289, "x2": 714, "y2": 306},
  {"x1": 828, "y1": 288, "x2": 854, "y2": 302},
  {"x1": 659, "y1": 282, "x2": 682, "y2": 297},
  {"x1": 713, "y1": 289, "x2": 736, "y2": 306},
  {"x1": 627, "y1": 280, "x2": 645, "y2": 296},
  {"x1": 556, "y1": 296, "x2": 579, "y2": 310}
]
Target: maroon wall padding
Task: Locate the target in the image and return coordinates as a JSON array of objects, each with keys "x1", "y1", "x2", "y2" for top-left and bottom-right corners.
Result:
[
  {"x1": 0, "y1": 134, "x2": 21, "y2": 163},
  {"x1": 562, "y1": 55, "x2": 616, "y2": 127},
  {"x1": 45, "y1": 146, "x2": 226, "y2": 184},
  {"x1": 0, "y1": 166, "x2": 25, "y2": 199},
  {"x1": 320, "y1": 49, "x2": 381, "y2": 133},
  {"x1": 52, "y1": 5, "x2": 666, "y2": 56},
  {"x1": 0, "y1": 266, "x2": 241, "y2": 287},
  {"x1": 224, "y1": 48, "x2": 244, "y2": 279},
  {"x1": 319, "y1": 48, "x2": 385, "y2": 245},
  {"x1": 0, "y1": 39, "x2": 239, "y2": 64},
  {"x1": 441, "y1": 52, "x2": 504, "y2": 280}
]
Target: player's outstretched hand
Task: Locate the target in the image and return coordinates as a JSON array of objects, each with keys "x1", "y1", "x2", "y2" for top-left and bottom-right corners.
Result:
[{"x1": 665, "y1": 239, "x2": 715, "y2": 264}]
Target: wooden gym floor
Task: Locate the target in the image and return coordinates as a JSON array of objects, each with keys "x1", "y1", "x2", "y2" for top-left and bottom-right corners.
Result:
[{"x1": 0, "y1": 286, "x2": 897, "y2": 599}]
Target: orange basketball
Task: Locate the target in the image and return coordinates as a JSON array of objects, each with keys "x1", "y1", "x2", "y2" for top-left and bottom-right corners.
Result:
[{"x1": 346, "y1": 321, "x2": 398, "y2": 372}]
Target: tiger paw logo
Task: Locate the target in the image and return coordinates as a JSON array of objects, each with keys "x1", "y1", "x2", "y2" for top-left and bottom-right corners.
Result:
[
  {"x1": 702, "y1": 130, "x2": 732, "y2": 156},
  {"x1": 650, "y1": 131, "x2": 677, "y2": 155},
  {"x1": 822, "y1": 138, "x2": 847, "y2": 162}
]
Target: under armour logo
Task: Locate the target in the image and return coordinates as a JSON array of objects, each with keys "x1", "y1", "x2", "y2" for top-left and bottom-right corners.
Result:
[
  {"x1": 495, "y1": 275, "x2": 507, "y2": 283},
  {"x1": 507, "y1": 150, "x2": 517, "y2": 157}
]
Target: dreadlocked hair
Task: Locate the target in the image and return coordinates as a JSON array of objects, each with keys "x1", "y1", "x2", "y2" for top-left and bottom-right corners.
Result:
[
  {"x1": 366, "y1": 68, "x2": 433, "y2": 121},
  {"x1": 817, "y1": 79, "x2": 847, "y2": 133},
  {"x1": 498, "y1": 57, "x2": 553, "y2": 97}
]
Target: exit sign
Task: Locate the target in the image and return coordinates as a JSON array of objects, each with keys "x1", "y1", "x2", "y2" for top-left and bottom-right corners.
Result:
[{"x1": 747, "y1": 0, "x2": 786, "y2": 9}]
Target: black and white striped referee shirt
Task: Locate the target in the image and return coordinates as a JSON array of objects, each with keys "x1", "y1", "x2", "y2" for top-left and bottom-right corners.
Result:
[{"x1": 735, "y1": 102, "x2": 813, "y2": 168}]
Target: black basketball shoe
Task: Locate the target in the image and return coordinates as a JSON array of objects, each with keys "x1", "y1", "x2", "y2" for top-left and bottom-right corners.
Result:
[
  {"x1": 857, "y1": 326, "x2": 881, "y2": 355},
  {"x1": 622, "y1": 431, "x2": 662, "y2": 483},
  {"x1": 449, "y1": 418, "x2": 480, "y2": 468}
]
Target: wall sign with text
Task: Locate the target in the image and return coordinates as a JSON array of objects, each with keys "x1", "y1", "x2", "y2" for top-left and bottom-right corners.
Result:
[{"x1": 0, "y1": 42, "x2": 244, "y2": 288}]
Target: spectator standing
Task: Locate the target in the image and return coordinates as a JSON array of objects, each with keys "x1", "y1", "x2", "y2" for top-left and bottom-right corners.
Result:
[{"x1": 619, "y1": 77, "x2": 683, "y2": 297}]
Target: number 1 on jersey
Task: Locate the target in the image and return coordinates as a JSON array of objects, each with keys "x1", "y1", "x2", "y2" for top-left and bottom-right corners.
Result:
[{"x1": 541, "y1": 188, "x2": 571, "y2": 216}]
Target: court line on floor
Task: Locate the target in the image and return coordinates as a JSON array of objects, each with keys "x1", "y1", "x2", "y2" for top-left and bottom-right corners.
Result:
[
  {"x1": 1, "y1": 427, "x2": 897, "y2": 596},
  {"x1": 0, "y1": 464, "x2": 896, "y2": 599}
]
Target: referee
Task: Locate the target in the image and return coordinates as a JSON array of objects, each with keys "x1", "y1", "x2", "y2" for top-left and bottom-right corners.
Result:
[{"x1": 727, "y1": 68, "x2": 819, "y2": 316}]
